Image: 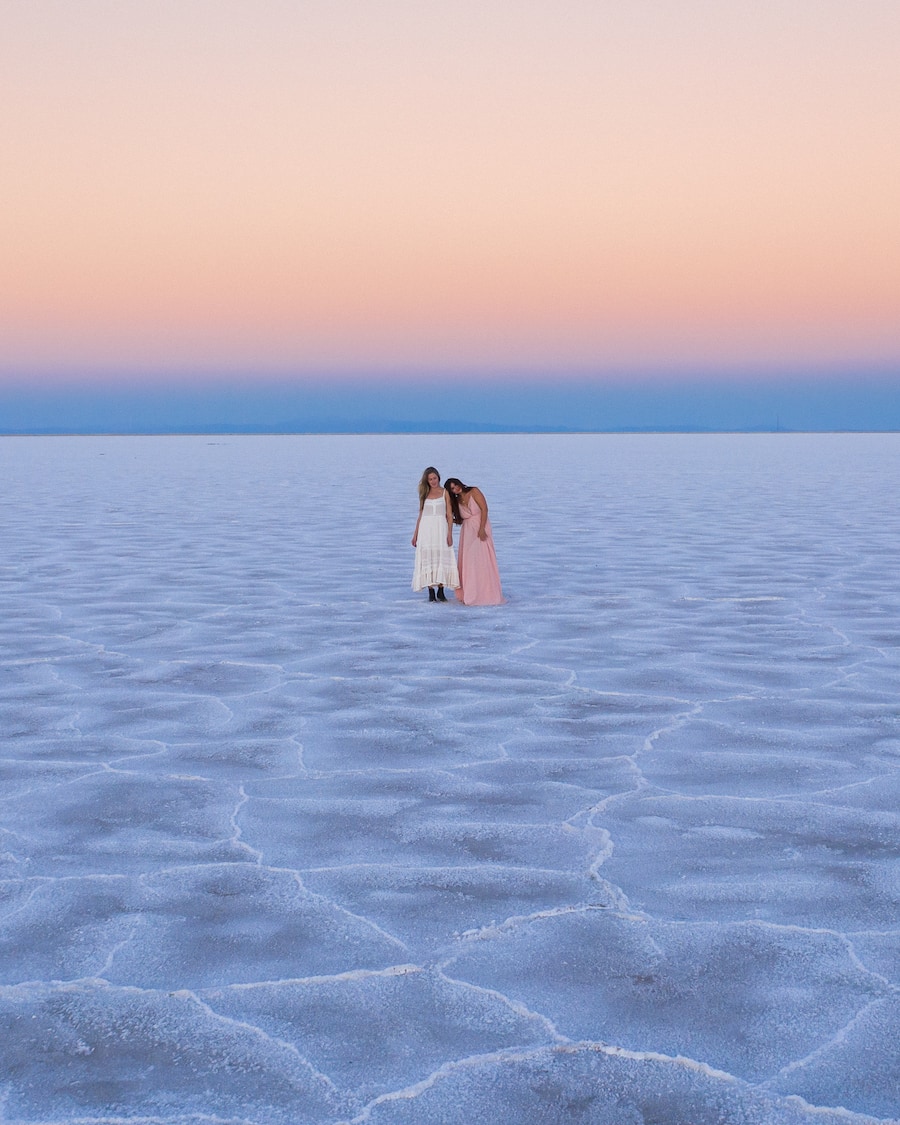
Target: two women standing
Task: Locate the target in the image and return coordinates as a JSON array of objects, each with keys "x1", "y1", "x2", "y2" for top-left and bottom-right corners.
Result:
[{"x1": 411, "y1": 467, "x2": 503, "y2": 606}]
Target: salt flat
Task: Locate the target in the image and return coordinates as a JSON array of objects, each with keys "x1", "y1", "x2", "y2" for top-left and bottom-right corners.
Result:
[{"x1": 0, "y1": 433, "x2": 898, "y2": 1125}]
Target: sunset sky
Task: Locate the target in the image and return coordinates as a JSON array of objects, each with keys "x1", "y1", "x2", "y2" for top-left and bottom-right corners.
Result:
[{"x1": 2, "y1": 0, "x2": 899, "y2": 430}]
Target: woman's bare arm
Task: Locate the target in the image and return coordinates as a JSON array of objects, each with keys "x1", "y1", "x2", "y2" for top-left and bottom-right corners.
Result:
[
  {"x1": 444, "y1": 490, "x2": 454, "y2": 546},
  {"x1": 469, "y1": 487, "x2": 488, "y2": 540}
]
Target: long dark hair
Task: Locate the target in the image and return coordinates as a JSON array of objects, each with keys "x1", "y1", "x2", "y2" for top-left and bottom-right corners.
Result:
[
  {"x1": 444, "y1": 478, "x2": 472, "y2": 525},
  {"x1": 417, "y1": 466, "x2": 441, "y2": 506}
]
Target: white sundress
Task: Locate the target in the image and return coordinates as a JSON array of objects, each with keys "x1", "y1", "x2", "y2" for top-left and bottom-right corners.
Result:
[{"x1": 412, "y1": 496, "x2": 460, "y2": 591}]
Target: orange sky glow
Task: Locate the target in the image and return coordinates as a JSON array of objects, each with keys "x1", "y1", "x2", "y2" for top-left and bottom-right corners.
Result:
[{"x1": 3, "y1": 0, "x2": 900, "y2": 382}]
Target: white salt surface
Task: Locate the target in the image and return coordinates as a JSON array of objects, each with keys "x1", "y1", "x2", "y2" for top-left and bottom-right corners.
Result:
[{"x1": 1, "y1": 432, "x2": 898, "y2": 1125}]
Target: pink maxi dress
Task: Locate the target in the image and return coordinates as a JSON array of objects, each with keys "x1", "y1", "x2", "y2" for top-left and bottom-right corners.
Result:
[{"x1": 455, "y1": 499, "x2": 504, "y2": 605}]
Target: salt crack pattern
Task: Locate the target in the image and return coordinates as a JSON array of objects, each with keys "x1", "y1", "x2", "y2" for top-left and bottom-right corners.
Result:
[{"x1": 0, "y1": 434, "x2": 898, "y2": 1124}]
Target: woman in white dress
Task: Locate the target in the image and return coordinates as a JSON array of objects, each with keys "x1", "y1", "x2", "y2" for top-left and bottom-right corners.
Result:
[{"x1": 411, "y1": 467, "x2": 459, "y2": 602}]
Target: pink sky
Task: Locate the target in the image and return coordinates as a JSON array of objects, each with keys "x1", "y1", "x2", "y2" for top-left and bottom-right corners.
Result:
[{"x1": 3, "y1": 0, "x2": 900, "y2": 383}]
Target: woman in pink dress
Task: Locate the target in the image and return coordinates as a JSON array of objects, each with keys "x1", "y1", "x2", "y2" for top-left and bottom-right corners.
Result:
[{"x1": 445, "y1": 478, "x2": 504, "y2": 606}]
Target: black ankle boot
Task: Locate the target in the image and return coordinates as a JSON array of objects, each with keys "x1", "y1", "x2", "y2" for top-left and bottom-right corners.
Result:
[
  {"x1": 428, "y1": 587, "x2": 437, "y2": 602},
  {"x1": 436, "y1": 586, "x2": 447, "y2": 601}
]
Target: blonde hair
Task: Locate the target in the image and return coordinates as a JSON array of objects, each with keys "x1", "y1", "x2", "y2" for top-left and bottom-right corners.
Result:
[{"x1": 417, "y1": 466, "x2": 441, "y2": 505}]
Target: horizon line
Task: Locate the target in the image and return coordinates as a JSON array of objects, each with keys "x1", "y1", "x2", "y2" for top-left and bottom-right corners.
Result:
[{"x1": 2, "y1": 426, "x2": 899, "y2": 437}]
